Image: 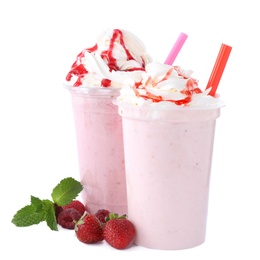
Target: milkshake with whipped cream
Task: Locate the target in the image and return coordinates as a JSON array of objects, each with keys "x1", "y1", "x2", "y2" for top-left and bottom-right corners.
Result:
[
  {"x1": 65, "y1": 29, "x2": 152, "y2": 215},
  {"x1": 117, "y1": 61, "x2": 223, "y2": 249}
]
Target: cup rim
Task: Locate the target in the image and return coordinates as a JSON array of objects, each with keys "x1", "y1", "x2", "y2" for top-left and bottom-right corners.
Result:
[
  {"x1": 116, "y1": 100, "x2": 225, "y2": 111},
  {"x1": 64, "y1": 83, "x2": 121, "y2": 96}
]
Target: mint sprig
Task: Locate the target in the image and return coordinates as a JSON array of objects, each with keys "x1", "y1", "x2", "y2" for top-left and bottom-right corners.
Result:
[
  {"x1": 51, "y1": 177, "x2": 83, "y2": 206},
  {"x1": 11, "y1": 198, "x2": 46, "y2": 227},
  {"x1": 42, "y1": 199, "x2": 58, "y2": 231},
  {"x1": 11, "y1": 177, "x2": 83, "y2": 231}
]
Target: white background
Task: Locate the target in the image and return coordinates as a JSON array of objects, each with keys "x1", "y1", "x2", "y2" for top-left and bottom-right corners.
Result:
[{"x1": 1, "y1": 0, "x2": 259, "y2": 259}]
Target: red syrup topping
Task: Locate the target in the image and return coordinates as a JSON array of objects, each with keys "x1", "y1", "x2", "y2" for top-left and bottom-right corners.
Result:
[
  {"x1": 101, "y1": 29, "x2": 145, "y2": 72},
  {"x1": 66, "y1": 30, "x2": 145, "y2": 87},
  {"x1": 134, "y1": 67, "x2": 202, "y2": 106},
  {"x1": 101, "y1": 78, "x2": 111, "y2": 87}
]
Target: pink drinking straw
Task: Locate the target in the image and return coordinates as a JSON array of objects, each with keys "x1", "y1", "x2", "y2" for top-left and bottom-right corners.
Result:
[
  {"x1": 164, "y1": 32, "x2": 188, "y2": 65},
  {"x1": 206, "y1": 43, "x2": 232, "y2": 96}
]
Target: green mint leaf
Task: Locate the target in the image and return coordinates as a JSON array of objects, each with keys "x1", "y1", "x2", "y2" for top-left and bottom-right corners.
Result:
[
  {"x1": 31, "y1": 195, "x2": 42, "y2": 206},
  {"x1": 51, "y1": 177, "x2": 83, "y2": 206},
  {"x1": 11, "y1": 203, "x2": 45, "y2": 227},
  {"x1": 31, "y1": 195, "x2": 44, "y2": 212},
  {"x1": 42, "y1": 199, "x2": 58, "y2": 231}
]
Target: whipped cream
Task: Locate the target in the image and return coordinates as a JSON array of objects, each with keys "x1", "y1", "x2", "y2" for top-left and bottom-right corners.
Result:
[
  {"x1": 117, "y1": 61, "x2": 223, "y2": 108},
  {"x1": 65, "y1": 29, "x2": 152, "y2": 89}
]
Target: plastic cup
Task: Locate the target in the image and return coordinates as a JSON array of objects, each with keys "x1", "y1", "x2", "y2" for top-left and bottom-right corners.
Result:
[
  {"x1": 118, "y1": 104, "x2": 221, "y2": 250},
  {"x1": 68, "y1": 87, "x2": 127, "y2": 215}
]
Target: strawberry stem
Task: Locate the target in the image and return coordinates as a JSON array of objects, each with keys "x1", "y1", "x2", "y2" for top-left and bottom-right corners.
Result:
[{"x1": 107, "y1": 213, "x2": 127, "y2": 221}]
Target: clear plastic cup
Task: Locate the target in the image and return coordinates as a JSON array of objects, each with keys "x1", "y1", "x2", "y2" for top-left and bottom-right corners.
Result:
[
  {"x1": 118, "y1": 104, "x2": 221, "y2": 250},
  {"x1": 69, "y1": 87, "x2": 127, "y2": 215}
]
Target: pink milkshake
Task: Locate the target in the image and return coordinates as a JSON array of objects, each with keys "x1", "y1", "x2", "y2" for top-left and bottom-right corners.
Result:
[
  {"x1": 117, "y1": 61, "x2": 224, "y2": 249},
  {"x1": 65, "y1": 29, "x2": 152, "y2": 214},
  {"x1": 70, "y1": 88, "x2": 126, "y2": 214}
]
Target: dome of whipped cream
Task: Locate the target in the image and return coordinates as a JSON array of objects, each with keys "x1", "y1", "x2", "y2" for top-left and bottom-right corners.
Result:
[
  {"x1": 117, "y1": 61, "x2": 224, "y2": 108},
  {"x1": 65, "y1": 29, "x2": 152, "y2": 89}
]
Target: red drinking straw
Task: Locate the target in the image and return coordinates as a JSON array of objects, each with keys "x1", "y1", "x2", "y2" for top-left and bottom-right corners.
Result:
[
  {"x1": 206, "y1": 43, "x2": 232, "y2": 96},
  {"x1": 164, "y1": 32, "x2": 188, "y2": 65}
]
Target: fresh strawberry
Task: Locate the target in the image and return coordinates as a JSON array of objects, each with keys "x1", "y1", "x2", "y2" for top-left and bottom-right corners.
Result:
[
  {"x1": 62, "y1": 200, "x2": 86, "y2": 216},
  {"x1": 57, "y1": 208, "x2": 81, "y2": 229},
  {"x1": 103, "y1": 213, "x2": 135, "y2": 249},
  {"x1": 95, "y1": 209, "x2": 110, "y2": 225},
  {"x1": 75, "y1": 214, "x2": 104, "y2": 243}
]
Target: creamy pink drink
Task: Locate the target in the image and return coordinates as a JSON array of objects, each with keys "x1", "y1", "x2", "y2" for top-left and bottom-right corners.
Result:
[
  {"x1": 70, "y1": 88, "x2": 126, "y2": 214},
  {"x1": 65, "y1": 29, "x2": 151, "y2": 214},
  {"x1": 117, "y1": 61, "x2": 223, "y2": 249}
]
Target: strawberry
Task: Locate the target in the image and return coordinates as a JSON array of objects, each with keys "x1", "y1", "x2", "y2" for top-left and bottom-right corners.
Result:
[
  {"x1": 62, "y1": 199, "x2": 86, "y2": 216},
  {"x1": 103, "y1": 213, "x2": 135, "y2": 249},
  {"x1": 75, "y1": 214, "x2": 104, "y2": 244}
]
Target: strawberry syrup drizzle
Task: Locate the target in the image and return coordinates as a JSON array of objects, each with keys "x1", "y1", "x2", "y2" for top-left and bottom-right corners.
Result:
[
  {"x1": 101, "y1": 29, "x2": 145, "y2": 72},
  {"x1": 101, "y1": 79, "x2": 112, "y2": 87},
  {"x1": 134, "y1": 67, "x2": 202, "y2": 106},
  {"x1": 173, "y1": 66, "x2": 188, "y2": 79},
  {"x1": 66, "y1": 30, "x2": 145, "y2": 87},
  {"x1": 66, "y1": 45, "x2": 98, "y2": 86}
]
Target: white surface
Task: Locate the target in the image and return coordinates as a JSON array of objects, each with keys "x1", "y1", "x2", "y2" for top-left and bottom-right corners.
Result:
[{"x1": 1, "y1": 0, "x2": 259, "y2": 259}]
